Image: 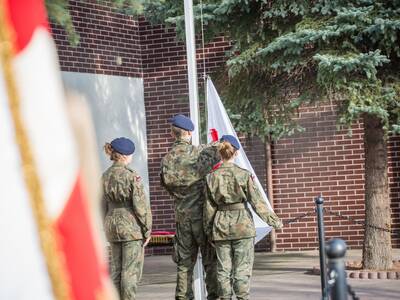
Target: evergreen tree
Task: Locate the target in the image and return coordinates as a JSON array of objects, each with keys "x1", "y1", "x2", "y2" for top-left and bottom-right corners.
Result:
[{"x1": 144, "y1": 0, "x2": 400, "y2": 270}]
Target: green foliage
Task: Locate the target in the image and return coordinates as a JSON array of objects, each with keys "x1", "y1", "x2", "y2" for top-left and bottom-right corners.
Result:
[
  {"x1": 143, "y1": 0, "x2": 400, "y2": 139},
  {"x1": 45, "y1": 0, "x2": 147, "y2": 46},
  {"x1": 97, "y1": 0, "x2": 149, "y2": 15},
  {"x1": 45, "y1": 0, "x2": 79, "y2": 45}
]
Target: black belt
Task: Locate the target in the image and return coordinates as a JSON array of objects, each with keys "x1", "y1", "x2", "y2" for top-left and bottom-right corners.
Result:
[
  {"x1": 108, "y1": 202, "x2": 132, "y2": 209},
  {"x1": 218, "y1": 203, "x2": 246, "y2": 211}
]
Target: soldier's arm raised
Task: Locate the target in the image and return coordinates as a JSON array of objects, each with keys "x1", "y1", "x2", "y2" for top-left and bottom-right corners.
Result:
[
  {"x1": 131, "y1": 175, "x2": 152, "y2": 239},
  {"x1": 197, "y1": 141, "x2": 221, "y2": 177},
  {"x1": 246, "y1": 174, "x2": 282, "y2": 229}
]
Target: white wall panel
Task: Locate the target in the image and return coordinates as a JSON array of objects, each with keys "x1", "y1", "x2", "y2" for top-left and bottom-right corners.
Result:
[{"x1": 62, "y1": 72, "x2": 149, "y2": 197}]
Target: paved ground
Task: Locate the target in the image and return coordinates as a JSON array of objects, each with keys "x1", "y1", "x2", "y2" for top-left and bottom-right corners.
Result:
[{"x1": 137, "y1": 249, "x2": 400, "y2": 300}]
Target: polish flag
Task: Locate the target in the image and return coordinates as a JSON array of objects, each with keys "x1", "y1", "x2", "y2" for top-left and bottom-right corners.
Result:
[
  {"x1": 206, "y1": 77, "x2": 274, "y2": 243},
  {"x1": 0, "y1": 1, "x2": 113, "y2": 299}
]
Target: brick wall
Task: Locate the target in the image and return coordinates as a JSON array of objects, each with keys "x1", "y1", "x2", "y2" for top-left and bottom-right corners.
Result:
[
  {"x1": 51, "y1": 1, "x2": 400, "y2": 252},
  {"x1": 272, "y1": 105, "x2": 366, "y2": 250},
  {"x1": 52, "y1": 0, "x2": 142, "y2": 77}
]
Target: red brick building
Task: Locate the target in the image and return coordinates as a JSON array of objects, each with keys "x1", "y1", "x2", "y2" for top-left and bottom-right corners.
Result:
[{"x1": 50, "y1": 1, "x2": 400, "y2": 252}]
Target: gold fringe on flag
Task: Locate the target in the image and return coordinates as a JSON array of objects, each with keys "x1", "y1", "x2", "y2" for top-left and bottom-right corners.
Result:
[
  {"x1": 0, "y1": 2, "x2": 71, "y2": 299},
  {"x1": 150, "y1": 235, "x2": 174, "y2": 245}
]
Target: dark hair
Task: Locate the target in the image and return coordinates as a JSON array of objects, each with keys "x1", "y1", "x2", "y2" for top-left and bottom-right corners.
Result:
[
  {"x1": 218, "y1": 140, "x2": 237, "y2": 160},
  {"x1": 104, "y1": 142, "x2": 124, "y2": 162}
]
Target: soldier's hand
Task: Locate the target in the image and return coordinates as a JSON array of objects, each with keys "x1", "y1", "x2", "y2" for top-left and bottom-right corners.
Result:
[{"x1": 143, "y1": 236, "x2": 151, "y2": 247}]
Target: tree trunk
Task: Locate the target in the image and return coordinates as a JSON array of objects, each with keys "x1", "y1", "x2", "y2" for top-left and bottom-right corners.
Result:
[
  {"x1": 265, "y1": 136, "x2": 276, "y2": 252},
  {"x1": 362, "y1": 114, "x2": 392, "y2": 270}
]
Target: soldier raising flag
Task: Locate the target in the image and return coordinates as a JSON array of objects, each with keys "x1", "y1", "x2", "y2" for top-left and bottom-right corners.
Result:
[{"x1": 160, "y1": 114, "x2": 220, "y2": 300}]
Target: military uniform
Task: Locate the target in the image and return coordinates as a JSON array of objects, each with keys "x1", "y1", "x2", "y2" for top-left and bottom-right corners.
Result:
[
  {"x1": 204, "y1": 162, "x2": 282, "y2": 300},
  {"x1": 102, "y1": 162, "x2": 152, "y2": 300},
  {"x1": 161, "y1": 138, "x2": 220, "y2": 300}
]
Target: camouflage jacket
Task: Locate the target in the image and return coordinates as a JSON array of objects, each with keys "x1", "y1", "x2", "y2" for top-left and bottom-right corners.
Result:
[
  {"x1": 102, "y1": 162, "x2": 152, "y2": 242},
  {"x1": 160, "y1": 138, "x2": 220, "y2": 222},
  {"x1": 204, "y1": 162, "x2": 282, "y2": 241}
]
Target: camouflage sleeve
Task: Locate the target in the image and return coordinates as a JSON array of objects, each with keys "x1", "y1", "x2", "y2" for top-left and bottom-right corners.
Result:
[
  {"x1": 101, "y1": 194, "x2": 108, "y2": 220},
  {"x1": 160, "y1": 165, "x2": 175, "y2": 198},
  {"x1": 100, "y1": 176, "x2": 108, "y2": 220},
  {"x1": 203, "y1": 180, "x2": 217, "y2": 238},
  {"x1": 197, "y1": 141, "x2": 221, "y2": 177},
  {"x1": 132, "y1": 175, "x2": 152, "y2": 238},
  {"x1": 246, "y1": 174, "x2": 283, "y2": 229}
]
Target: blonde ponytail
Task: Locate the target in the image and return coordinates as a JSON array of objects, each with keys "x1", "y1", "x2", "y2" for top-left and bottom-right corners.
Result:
[
  {"x1": 218, "y1": 141, "x2": 237, "y2": 160},
  {"x1": 104, "y1": 142, "x2": 124, "y2": 162},
  {"x1": 104, "y1": 143, "x2": 113, "y2": 157}
]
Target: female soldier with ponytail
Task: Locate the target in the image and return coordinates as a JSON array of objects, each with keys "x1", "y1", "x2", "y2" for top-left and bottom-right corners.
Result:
[
  {"x1": 203, "y1": 135, "x2": 282, "y2": 300},
  {"x1": 102, "y1": 137, "x2": 152, "y2": 300}
]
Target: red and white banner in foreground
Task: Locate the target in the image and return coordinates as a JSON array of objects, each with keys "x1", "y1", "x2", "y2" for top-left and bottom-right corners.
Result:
[{"x1": 0, "y1": 1, "x2": 112, "y2": 299}]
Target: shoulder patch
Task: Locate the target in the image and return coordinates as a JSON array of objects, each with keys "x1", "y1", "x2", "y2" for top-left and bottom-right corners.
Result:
[
  {"x1": 124, "y1": 166, "x2": 141, "y2": 182},
  {"x1": 212, "y1": 161, "x2": 222, "y2": 171}
]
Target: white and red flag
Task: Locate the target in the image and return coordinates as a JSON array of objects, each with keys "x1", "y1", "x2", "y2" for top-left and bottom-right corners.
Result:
[
  {"x1": 0, "y1": 0, "x2": 112, "y2": 299},
  {"x1": 206, "y1": 77, "x2": 274, "y2": 243}
]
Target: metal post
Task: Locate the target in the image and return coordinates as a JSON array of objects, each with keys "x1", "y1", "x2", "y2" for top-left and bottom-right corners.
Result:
[
  {"x1": 193, "y1": 252, "x2": 206, "y2": 299},
  {"x1": 184, "y1": 0, "x2": 200, "y2": 146},
  {"x1": 265, "y1": 137, "x2": 276, "y2": 252},
  {"x1": 183, "y1": 1, "x2": 205, "y2": 299},
  {"x1": 326, "y1": 239, "x2": 348, "y2": 300},
  {"x1": 315, "y1": 195, "x2": 327, "y2": 299}
]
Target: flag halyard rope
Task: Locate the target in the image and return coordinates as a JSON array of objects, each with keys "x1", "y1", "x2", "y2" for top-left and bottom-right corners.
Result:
[{"x1": 199, "y1": 0, "x2": 206, "y2": 82}]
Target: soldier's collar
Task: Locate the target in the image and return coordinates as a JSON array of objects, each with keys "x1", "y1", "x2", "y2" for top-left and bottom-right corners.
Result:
[
  {"x1": 174, "y1": 138, "x2": 191, "y2": 145},
  {"x1": 220, "y1": 161, "x2": 235, "y2": 168},
  {"x1": 112, "y1": 161, "x2": 126, "y2": 168}
]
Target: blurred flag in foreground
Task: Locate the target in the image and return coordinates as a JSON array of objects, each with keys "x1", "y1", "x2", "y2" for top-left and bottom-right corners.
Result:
[
  {"x1": 0, "y1": 0, "x2": 113, "y2": 299},
  {"x1": 206, "y1": 77, "x2": 273, "y2": 243}
]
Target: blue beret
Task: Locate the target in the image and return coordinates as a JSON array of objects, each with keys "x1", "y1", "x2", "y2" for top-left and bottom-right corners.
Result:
[
  {"x1": 110, "y1": 137, "x2": 135, "y2": 155},
  {"x1": 169, "y1": 114, "x2": 194, "y2": 131},
  {"x1": 220, "y1": 134, "x2": 240, "y2": 150}
]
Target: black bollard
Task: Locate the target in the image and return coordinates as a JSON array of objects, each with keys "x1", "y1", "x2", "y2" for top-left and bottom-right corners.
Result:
[
  {"x1": 326, "y1": 239, "x2": 348, "y2": 300},
  {"x1": 315, "y1": 195, "x2": 327, "y2": 299}
]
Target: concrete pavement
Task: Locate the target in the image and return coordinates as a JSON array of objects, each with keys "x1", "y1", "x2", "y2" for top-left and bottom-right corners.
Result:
[{"x1": 137, "y1": 249, "x2": 400, "y2": 299}]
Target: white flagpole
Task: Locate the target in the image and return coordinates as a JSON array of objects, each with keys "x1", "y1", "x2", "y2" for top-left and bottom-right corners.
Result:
[
  {"x1": 184, "y1": 0, "x2": 200, "y2": 146},
  {"x1": 183, "y1": 1, "x2": 206, "y2": 300}
]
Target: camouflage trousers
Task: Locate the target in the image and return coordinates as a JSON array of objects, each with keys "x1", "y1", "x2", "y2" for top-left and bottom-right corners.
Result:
[
  {"x1": 173, "y1": 218, "x2": 218, "y2": 300},
  {"x1": 110, "y1": 240, "x2": 143, "y2": 300},
  {"x1": 215, "y1": 238, "x2": 254, "y2": 300}
]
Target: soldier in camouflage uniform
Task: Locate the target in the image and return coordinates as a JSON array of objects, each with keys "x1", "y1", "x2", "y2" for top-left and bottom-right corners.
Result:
[
  {"x1": 204, "y1": 135, "x2": 283, "y2": 300},
  {"x1": 102, "y1": 137, "x2": 152, "y2": 300},
  {"x1": 160, "y1": 114, "x2": 220, "y2": 300}
]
